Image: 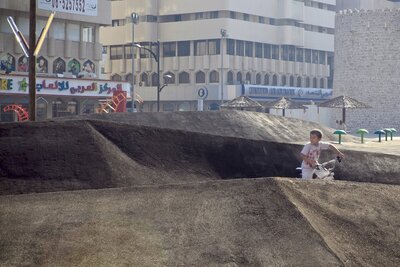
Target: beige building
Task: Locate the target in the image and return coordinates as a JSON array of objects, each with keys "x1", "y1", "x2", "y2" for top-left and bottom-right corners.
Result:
[
  {"x1": 0, "y1": 0, "x2": 129, "y2": 121},
  {"x1": 100, "y1": 0, "x2": 336, "y2": 112}
]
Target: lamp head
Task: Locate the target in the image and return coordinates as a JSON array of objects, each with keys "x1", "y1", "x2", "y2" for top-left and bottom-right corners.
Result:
[
  {"x1": 163, "y1": 74, "x2": 172, "y2": 83},
  {"x1": 131, "y1": 12, "x2": 139, "y2": 23},
  {"x1": 133, "y1": 43, "x2": 142, "y2": 48},
  {"x1": 220, "y1": 29, "x2": 227, "y2": 37}
]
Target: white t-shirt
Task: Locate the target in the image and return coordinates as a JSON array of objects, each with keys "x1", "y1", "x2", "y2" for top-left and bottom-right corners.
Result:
[{"x1": 301, "y1": 141, "x2": 330, "y2": 169}]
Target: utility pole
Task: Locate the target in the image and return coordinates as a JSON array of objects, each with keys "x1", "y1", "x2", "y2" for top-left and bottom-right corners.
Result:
[
  {"x1": 220, "y1": 29, "x2": 227, "y2": 106},
  {"x1": 29, "y1": 0, "x2": 36, "y2": 121}
]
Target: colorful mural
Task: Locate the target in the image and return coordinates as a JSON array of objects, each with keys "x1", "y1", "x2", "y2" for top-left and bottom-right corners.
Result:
[
  {"x1": 17, "y1": 56, "x2": 29, "y2": 72},
  {"x1": 36, "y1": 56, "x2": 48, "y2": 73},
  {"x1": 0, "y1": 54, "x2": 16, "y2": 73},
  {"x1": 53, "y1": 57, "x2": 66, "y2": 74},
  {"x1": 68, "y1": 59, "x2": 81, "y2": 76}
]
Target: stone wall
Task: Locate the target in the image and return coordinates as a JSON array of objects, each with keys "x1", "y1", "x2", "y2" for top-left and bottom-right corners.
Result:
[{"x1": 334, "y1": 9, "x2": 400, "y2": 132}]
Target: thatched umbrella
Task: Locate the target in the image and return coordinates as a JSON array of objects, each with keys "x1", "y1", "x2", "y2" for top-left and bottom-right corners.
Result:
[
  {"x1": 220, "y1": 95, "x2": 263, "y2": 111},
  {"x1": 264, "y1": 97, "x2": 307, "y2": 116},
  {"x1": 318, "y1": 95, "x2": 371, "y2": 124}
]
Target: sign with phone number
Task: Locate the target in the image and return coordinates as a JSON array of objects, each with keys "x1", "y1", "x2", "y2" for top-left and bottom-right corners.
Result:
[{"x1": 38, "y1": 0, "x2": 98, "y2": 17}]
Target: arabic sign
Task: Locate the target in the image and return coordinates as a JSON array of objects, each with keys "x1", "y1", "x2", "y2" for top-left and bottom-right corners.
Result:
[
  {"x1": 243, "y1": 85, "x2": 333, "y2": 100},
  {"x1": 0, "y1": 75, "x2": 130, "y2": 97},
  {"x1": 38, "y1": 0, "x2": 98, "y2": 16}
]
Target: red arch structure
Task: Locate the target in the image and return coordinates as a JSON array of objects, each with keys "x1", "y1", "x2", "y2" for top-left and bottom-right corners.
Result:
[{"x1": 3, "y1": 104, "x2": 29, "y2": 122}]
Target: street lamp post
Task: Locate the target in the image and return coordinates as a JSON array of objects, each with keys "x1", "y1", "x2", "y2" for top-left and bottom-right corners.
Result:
[
  {"x1": 220, "y1": 29, "x2": 227, "y2": 106},
  {"x1": 134, "y1": 42, "x2": 161, "y2": 111},
  {"x1": 130, "y1": 12, "x2": 139, "y2": 112},
  {"x1": 29, "y1": 0, "x2": 36, "y2": 121}
]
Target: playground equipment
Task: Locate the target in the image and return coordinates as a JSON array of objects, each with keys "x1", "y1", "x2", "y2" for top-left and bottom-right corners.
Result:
[
  {"x1": 3, "y1": 104, "x2": 29, "y2": 121},
  {"x1": 97, "y1": 91, "x2": 127, "y2": 113}
]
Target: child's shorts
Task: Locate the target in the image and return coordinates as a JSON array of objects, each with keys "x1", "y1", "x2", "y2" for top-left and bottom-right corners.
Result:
[{"x1": 302, "y1": 168, "x2": 315, "y2": 179}]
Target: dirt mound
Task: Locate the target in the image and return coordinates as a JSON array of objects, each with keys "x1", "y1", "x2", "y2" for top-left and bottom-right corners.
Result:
[
  {"x1": 0, "y1": 178, "x2": 398, "y2": 266},
  {"x1": 56, "y1": 110, "x2": 358, "y2": 143},
  {"x1": 1, "y1": 117, "x2": 399, "y2": 195}
]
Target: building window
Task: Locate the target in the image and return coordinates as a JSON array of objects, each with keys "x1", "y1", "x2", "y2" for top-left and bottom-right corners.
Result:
[
  {"x1": 256, "y1": 73, "x2": 261, "y2": 84},
  {"x1": 68, "y1": 23, "x2": 80, "y2": 41},
  {"x1": 264, "y1": 74, "x2": 269, "y2": 85},
  {"x1": 67, "y1": 100, "x2": 78, "y2": 115},
  {"x1": 305, "y1": 49, "x2": 311, "y2": 63},
  {"x1": 243, "y1": 13, "x2": 250, "y2": 21},
  {"x1": 164, "y1": 72, "x2": 175, "y2": 84},
  {"x1": 163, "y1": 42, "x2": 176, "y2": 57},
  {"x1": 145, "y1": 15, "x2": 158, "y2": 22},
  {"x1": 282, "y1": 45, "x2": 289, "y2": 61},
  {"x1": 271, "y1": 45, "x2": 279, "y2": 60},
  {"x1": 179, "y1": 72, "x2": 190, "y2": 84},
  {"x1": 264, "y1": 44, "x2": 271, "y2": 59},
  {"x1": 255, "y1": 43, "x2": 263, "y2": 58},
  {"x1": 208, "y1": 39, "x2": 220, "y2": 55},
  {"x1": 245, "y1": 72, "x2": 251, "y2": 83},
  {"x1": 236, "y1": 72, "x2": 243, "y2": 83},
  {"x1": 178, "y1": 41, "x2": 190, "y2": 56},
  {"x1": 110, "y1": 46, "x2": 123, "y2": 60},
  {"x1": 196, "y1": 71, "x2": 205, "y2": 83},
  {"x1": 140, "y1": 73, "x2": 149, "y2": 86},
  {"x1": 272, "y1": 74, "x2": 278, "y2": 86},
  {"x1": 111, "y1": 74, "x2": 122, "y2": 81},
  {"x1": 194, "y1": 40, "x2": 207, "y2": 56},
  {"x1": 320, "y1": 78, "x2": 325, "y2": 88},
  {"x1": 209, "y1": 70, "x2": 219, "y2": 83},
  {"x1": 281, "y1": 75, "x2": 287, "y2": 86},
  {"x1": 210, "y1": 11, "x2": 219, "y2": 19},
  {"x1": 319, "y1": 51, "x2": 326, "y2": 64},
  {"x1": 195, "y1": 12, "x2": 204, "y2": 20},
  {"x1": 296, "y1": 48, "x2": 304, "y2": 62},
  {"x1": 125, "y1": 45, "x2": 137, "y2": 59},
  {"x1": 306, "y1": 77, "x2": 310, "y2": 87},
  {"x1": 230, "y1": 11, "x2": 236, "y2": 19},
  {"x1": 245, "y1": 41, "x2": 253, "y2": 57},
  {"x1": 312, "y1": 50, "x2": 319, "y2": 64},
  {"x1": 163, "y1": 103, "x2": 174, "y2": 112},
  {"x1": 227, "y1": 71, "x2": 234, "y2": 84},
  {"x1": 112, "y1": 20, "x2": 119, "y2": 26},
  {"x1": 313, "y1": 77, "x2": 317, "y2": 88},
  {"x1": 151, "y1": 73, "x2": 159, "y2": 86},
  {"x1": 82, "y1": 26, "x2": 94, "y2": 42},
  {"x1": 288, "y1": 46, "x2": 295, "y2": 61},
  {"x1": 126, "y1": 73, "x2": 134, "y2": 84},
  {"x1": 297, "y1": 76, "x2": 302, "y2": 87},
  {"x1": 236, "y1": 40, "x2": 244, "y2": 56},
  {"x1": 227, "y1": 39, "x2": 235, "y2": 55},
  {"x1": 53, "y1": 21, "x2": 65, "y2": 40},
  {"x1": 289, "y1": 76, "x2": 294, "y2": 87},
  {"x1": 36, "y1": 98, "x2": 47, "y2": 121}
]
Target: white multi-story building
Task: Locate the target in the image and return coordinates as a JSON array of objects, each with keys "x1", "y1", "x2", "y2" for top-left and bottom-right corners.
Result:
[
  {"x1": 0, "y1": 0, "x2": 130, "y2": 121},
  {"x1": 100, "y1": 0, "x2": 336, "y2": 112},
  {"x1": 336, "y1": 0, "x2": 400, "y2": 11}
]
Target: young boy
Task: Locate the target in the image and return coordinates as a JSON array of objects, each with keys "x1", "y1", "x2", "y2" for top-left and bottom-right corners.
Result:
[{"x1": 300, "y1": 129, "x2": 344, "y2": 179}]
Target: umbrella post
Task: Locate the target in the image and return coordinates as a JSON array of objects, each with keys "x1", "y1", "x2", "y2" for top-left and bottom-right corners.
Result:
[
  {"x1": 342, "y1": 107, "x2": 346, "y2": 124},
  {"x1": 282, "y1": 109, "x2": 285, "y2": 117}
]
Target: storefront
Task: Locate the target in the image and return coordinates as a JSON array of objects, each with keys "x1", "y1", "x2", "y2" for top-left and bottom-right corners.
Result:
[{"x1": 0, "y1": 74, "x2": 130, "y2": 122}]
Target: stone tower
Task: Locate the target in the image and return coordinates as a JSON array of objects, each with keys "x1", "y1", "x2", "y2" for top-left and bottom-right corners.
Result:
[{"x1": 334, "y1": 9, "x2": 400, "y2": 132}]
